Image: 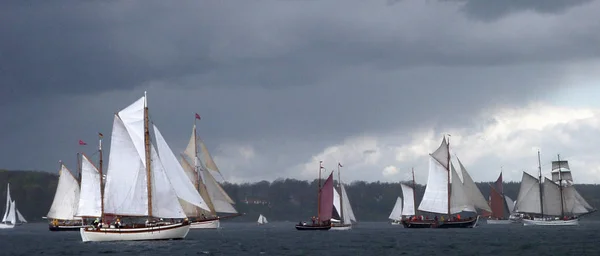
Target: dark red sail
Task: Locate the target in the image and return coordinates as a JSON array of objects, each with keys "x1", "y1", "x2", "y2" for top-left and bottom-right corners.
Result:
[{"x1": 318, "y1": 172, "x2": 334, "y2": 222}]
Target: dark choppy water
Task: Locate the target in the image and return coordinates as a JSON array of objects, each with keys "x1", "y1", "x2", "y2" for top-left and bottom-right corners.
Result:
[{"x1": 1, "y1": 221, "x2": 599, "y2": 255}]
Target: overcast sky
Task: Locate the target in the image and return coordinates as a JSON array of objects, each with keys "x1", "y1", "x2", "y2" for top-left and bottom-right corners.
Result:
[{"x1": 1, "y1": 0, "x2": 600, "y2": 185}]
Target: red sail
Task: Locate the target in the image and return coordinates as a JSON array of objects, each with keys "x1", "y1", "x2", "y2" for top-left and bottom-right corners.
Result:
[
  {"x1": 490, "y1": 186, "x2": 505, "y2": 219},
  {"x1": 494, "y1": 172, "x2": 503, "y2": 194},
  {"x1": 318, "y1": 172, "x2": 334, "y2": 222}
]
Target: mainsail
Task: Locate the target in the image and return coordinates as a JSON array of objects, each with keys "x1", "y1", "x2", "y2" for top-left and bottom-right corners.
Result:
[
  {"x1": 2, "y1": 184, "x2": 12, "y2": 223},
  {"x1": 76, "y1": 154, "x2": 102, "y2": 217},
  {"x1": 489, "y1": 172, "x2": 511, "y2": 219},
  {"x1": 400, "y1": 184, "x2": 416, "y2": 216},
  {"x1": 418, "y1": 137, "x2": 491, "y2": 215},
  {"x1": 47, "y1": 164, "x2": 80, "y2": 220},
  {"x1": 318, "y1": 172, "x2": 334, "y2": 222},
  {"x1": 332, "y1": 166, "x2": 356, "y2": 225}
]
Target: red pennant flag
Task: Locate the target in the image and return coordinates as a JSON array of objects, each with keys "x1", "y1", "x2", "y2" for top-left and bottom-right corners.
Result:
[
  {"x1": 195, "y1": 113, "x2": 201, "y2": 120},
  {"x1": 338, "y1": 163, "x2": 343, "y2": 167},
  {"x1": 319, "y1": 161, "x2": 324, "y2": 169},
  {"x1": 98, "y1": 132, "x2": 103, "y2": 138},
  {"x1": 79, "y1": 140, "x2": 87, "y2": 145}
]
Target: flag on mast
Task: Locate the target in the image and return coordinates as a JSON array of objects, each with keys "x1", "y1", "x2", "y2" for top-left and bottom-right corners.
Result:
[
  {"x1": 78, "y1": 140, "x2": 87, "y2": 145},
  {"x1": 195, "y1": 113, "x2": 201, "y2": 120}
]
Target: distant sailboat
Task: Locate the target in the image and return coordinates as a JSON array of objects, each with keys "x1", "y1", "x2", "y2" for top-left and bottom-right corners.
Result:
[
  {"x1": 46, "y1": 163, "x2": 83, "y2": 231},
  {"x1": 515, "y1": 152, "x2": 596, "y2": 226},
  {"x1": 390, "y1": 169, "x2": 417, "y2": 226},
  {"x1": 331, "y1": 163, "x2": 356, "y2": 230},
  {"x1": 389, "y1": 197, "x2": 403, "y2": 225},
  {"x1": 486, "y1": 171, "x2": 517, "y2": 224},
  {"x1": 257, "y1": 214, "x2": 268, "y2": 225},
  {"x1": 296, "y1": 161, "x2": 333, "y2": 231},
  {"x1": 79, "y1": 92, "x2": 210, "y2": 242},
  {"x1": 179, "y1": 119, "x2": 240, "y2": 229},
  {"x1": 0, "y1": 184, "x2": 25, "y2": 229},
  {"x1": 403, "y1": 136, "x2": 491, "y2": 228}
]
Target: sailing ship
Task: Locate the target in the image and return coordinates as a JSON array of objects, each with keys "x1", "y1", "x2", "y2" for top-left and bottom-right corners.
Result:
[
  {"x1": 402, "y1": 136, "x2": 491, "y2": 228},
  {"x1": 514, "y1": 152, "x2": 596, "y2": 226},
  {"x1": 0, "y1": 184, "x2": 27, "y2": 229},
  {"x1": 296, "y1": 161, "x2": 334, "y2": 231},
  {"x1": 46, "y1": 163, "x2": 84, "y2": 231},
  {"x1": 389, "y1": 169, "x2": 418, "y2": 226},
  {"x1": 179, "y1": 119, "x2": 240, "y2": 229},
  {"x1": 486, "y1": 171, "x2": 517, "y2": 224},
  {"x1": 331, "y1": 163, "x2": 357, "y2": 230},
  {"x1": 257, "y1": 214, "x2": 268, "y2": 225},
  {"x1": 80, "y1": 92, "x2": 210, "y2": 242}
]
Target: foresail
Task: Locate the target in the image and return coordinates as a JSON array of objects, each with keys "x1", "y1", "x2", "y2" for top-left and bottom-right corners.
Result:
[
  {"x1": 333, "y1": 187, "x2": 342, "y2": 218},
  {"x1": 340, "y1": 183, "x2": 356, "y2": 223},
  {"x1": 458, "y1": 159, "x2": 491, "y2": 212},
  {"x1": 562, "y1": 186, "x2": 594, "y2": 215},
  {"x1": 76, "y1": 155, "x2": 102, "y2": 217},
  {"x1": 202, "y1": 169, "x2": 237, "y2": 213},
  {"x1": 504, "y1": 196, "x2": 515, "y2": 214},
  {"x1": 450, "y1": 164, "x2": 475, "y2": 214},
  {"x1": 16, "y1": 209, "x2": 26, "y2": 223},
  {"x1": 388, "y1": 197, "x2": 403, "y2": 221},
  {"x1": 47, "y1": 165, "x2": 80, "y2": 220},
  {"x1": 418, "y1": 156, "x2": 449, "y2": 214},
  {"x1": 149, "y1": 144, "x2": 187, "y2": 219},
  {"x1": 514, "y1": 172, "x2": 542, "y2": 214},
  {"x1": 198, "y1": 138, "x2": 221, "y2": 175},
  {"x1": 400, "y1": 184, "x2": 415, "y2": 216},
  {"x1": 103, "y1": 115, "x2": 148, "y2": 216},
  {"x1": 8, "y1": 200, "x2": 16, "y2": 224},
  {"x1": 154, "y1": 125, "x2": 209, "y2": 212},
  {"x1": 2, "y1": 184, "x2": 11, "y2": 222},
  {"x1": 542, "y1": 178, "x2": 563, "y2": 216},
  {"x1": 183, "y1": 125, "x2": 197, "y2": 163}
]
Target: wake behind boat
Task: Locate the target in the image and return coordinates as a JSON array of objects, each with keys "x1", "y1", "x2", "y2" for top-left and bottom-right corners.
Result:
[
  {"x1": 402, "y1": 136, "x2": 491, "y2": 229},
  {"x1": 80, "y1": 92, "x2": 210, "y2": 242},
  {"x1": 295, "y1": 161, "x2": 333, "y2": 231}
]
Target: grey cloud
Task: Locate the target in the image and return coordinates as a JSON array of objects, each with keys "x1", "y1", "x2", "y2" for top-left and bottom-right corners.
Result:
[{"x1": 449, "y1": 0, "x2": 595, "y2": 21}]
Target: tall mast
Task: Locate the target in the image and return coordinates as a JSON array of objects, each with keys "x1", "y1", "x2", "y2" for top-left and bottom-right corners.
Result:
[
  {"x1": 557, "y1": 154, "x2": 565, "y2": 218},
  {"x1": 412, "y1": 167, "x2": 417, "y2": 216},
  {"x1": 76, "y1": 153, "x2": 82, "y2": 184},
  {"x1": 194, "y1": 118, "x2": 200, "y2": 193},
  {"x1": 143, "y1": 92, "x2": 153, "y2": 220},
  {"x1": 447, "y1": 135, "x2": 451, "y2": 216},
  {"x1": 537, "y1": 150, "x2": 543, "y2": 217},
  {"x1": 99, "y1": 133, "x2": 105, "y2": 219},
  {"x1": 317, "y1": 161, "x2": 323, "y2": 223},
  {"x1": 338, "y1": 163, "x2": 343, "y2": 222}
]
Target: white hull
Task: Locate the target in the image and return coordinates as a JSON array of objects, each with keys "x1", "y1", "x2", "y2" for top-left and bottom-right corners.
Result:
[
  {"x1": 190, "y1": 219, "x2": 220, "y2": 229},
  {"x1": 330, "y1": 225, "x2": 352, "y2": 231},
  {"x1": 522, "y1": 218, "x2": 579, "y2": 226},
  {"x1": 0, "y1": 223, "x2": 15, "y2": 229},
  {"x1": 486, "y1": 219, "x2": 512, "y2": 225},
  {"x1": 80, "y1": 223, "x2": 190, "y2": 242}
]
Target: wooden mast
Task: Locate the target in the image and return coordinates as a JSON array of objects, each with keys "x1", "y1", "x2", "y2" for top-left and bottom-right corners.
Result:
[
  {"x1": 412, "y1": 167, "x2": 417, "y2": 216},
  {"x1": 76, "y1": 153, "x2": 82, "y2": 184},
  {"x1": 446, "y1": 135, "x2": 451, "y2": 217},
  {"x1": 99, "y1": 132, "x2": 105, "y2": 220},
  {"x1": 317, "y1": 161, "x2": 323, "y2": 224},
  {"x1": 143, "y1": 91, "x2": 153, "y2": 220},
  {"x1": 338, "y1": 163, "x2": 343, "y2": 223},
  {"x1": 537, "y1": 150, "x2": 543, "y2": 218},
  {"x1": 557, "y1": 154, "x2": 565, "y2": 218}
]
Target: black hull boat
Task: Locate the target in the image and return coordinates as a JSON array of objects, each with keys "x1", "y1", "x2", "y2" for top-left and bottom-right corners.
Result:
[
  {"x1": 402, "y1": 216, "x2": 479, "y2": 229},
  {"x1": 295, "y1": 224, "x2": 331, "y2": 231},
  {"x1": 49, "y1": 225, "x2": 86, "y2": 231}
]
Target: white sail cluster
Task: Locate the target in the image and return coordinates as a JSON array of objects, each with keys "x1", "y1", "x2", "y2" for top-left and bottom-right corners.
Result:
[{"x1": 333, "y1": 183, "x2": 356, "y2": 225}]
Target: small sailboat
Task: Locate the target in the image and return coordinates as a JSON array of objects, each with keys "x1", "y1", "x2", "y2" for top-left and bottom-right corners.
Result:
[
  {"x1": 515, "y1": 152, "x2": 596, "y2": 226},
  {"x1": 486, "y1": 171, "x2": 517, "y2": 224},
  {"x1": 179, "y1": 118, "x2": 240, "y2": 229},
  {"x1": 392, "y1": 170, "x2": 419, "y2": 227},
  {"x1": 46, "y1": 163, "x2": 84, "y2": 231},
  {"x1": 295, "y1": 161, "x2": 333, "y2": 231},
  {"x1": 331, "y1": 163, "x2": 356, "y2": 230},
  {"x1": 403, "y1": 136, "x2": 491, "y2": 228},
  {"x1": 389, "y1": 197, "x2": 403, "y2": 225},
  {"x1": 80, "y1": 92, "x2": 210, "y2": 242},
  {"x1": 0, "y1": 184, "x2": 26, "y2": 229},
  {"x1": 257, "y1": 214, "x2": 268, "y2": 225}
]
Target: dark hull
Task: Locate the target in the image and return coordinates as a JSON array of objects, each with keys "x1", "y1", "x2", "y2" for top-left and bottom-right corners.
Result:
[
  {"x1": 295, "y1": 224, "x2": 331, "y2": 231},
  {"x1": 49, "y1": 225, "x2": 85, "y2": 231},
  {"x1": 402, "y1": 216, "x2": 479, "y2": 229}
]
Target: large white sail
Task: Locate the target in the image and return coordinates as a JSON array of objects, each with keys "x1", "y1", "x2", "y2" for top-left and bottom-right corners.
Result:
[
  {"x1": 153, "y1": 125, "x2": 209, "y2": 212},
  {"x1": 2, "y1": 184, "x2": 12, "y2": 222},
  {"x1": 103, "y1": 115, "x2": 148, "y2": 216},
  {"x1": 149, "y1": 144, "x2": 187, "y2": 218},
  {"x1": 514, "y1": 172, "x2": 542, "y2": 214},
  {"x1": 202, "y1": 169, "x2": 237, "y2": 213},
  {"x1": 47, "y1": 165, "x2": 80, "y2": 220},
  {"x1": 7, "y1": 201, "x2": 16, "y2": 225},
  {"x1": 563, "y1": 186, "x2": 594, "y2": 214},
  {"x1": 340, "y1": 183, "x2": 356, "y2": 223},
  {"x1": 76, "y1": 154, "x2": 102, "y2": 217},
  {"x1": 400, "y1": 184, "x2": 415, "y2": 216},
  {"x1": 542, "y1": 178, "x2": 563, "y2": 216},
  {"x1": 198, "y1": 138, "x2": 221, "y2": 176},
  {"x1": 16, "y1": 209, "x2": 26, "y2": 223},
  {"x1": 388, "y1": 197, "x2": 403, "y2": 221},
  {"x1": 504, "y1": 196, "x2": 515, "y2": 214},
  {"x1": 457, "y1": 159, "x2": 491, "y2": 212},
  {"x1": 418, "y1": 156, "x2": 449, "y2": 214},
  {"x1": 450, "y1": 164, "x2": 475, "y2": 214}
]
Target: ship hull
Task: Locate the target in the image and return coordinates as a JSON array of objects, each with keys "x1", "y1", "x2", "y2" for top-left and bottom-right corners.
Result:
[
  {"x1": 49, "y1": 225, "x2": 86, "y2": 231},
  {"x1": 0, "y1": 223, "x2": 14, "y2": 229},
  {"x1": 522, "y1": 218, "x2": 579, "y2": 226},
  {"x1": 402, "y1": 216, "x2": 480, "y2": 228},
  {"x1": 401, "y1": 219, "x2": 436, "y2": 228},
  {"x1": 190, "y1": 219, "x2": 220, "y2": 229},
  {"x1": 80, "y1": 222, "x2": 190, "y2": 242},
  {"x1": 295, "y1": 224, "x2": 331, "y2": 231},
  {"x1": 330, "y1": 224, "x2": 352, "y2": 230}
]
